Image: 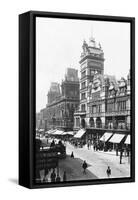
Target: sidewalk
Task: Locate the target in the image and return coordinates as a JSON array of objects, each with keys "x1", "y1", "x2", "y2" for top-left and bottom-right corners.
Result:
[{"x1": 66, "y1": 142, "x2": 130, "y2": 179}]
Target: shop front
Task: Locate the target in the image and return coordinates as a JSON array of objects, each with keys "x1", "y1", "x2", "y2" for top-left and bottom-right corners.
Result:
[
  {"x1": 72, "y1": 128, "x2": 86, "y2": 147},
  {"x1": 99, "y1": 132, "x2": 113, "y2": 151},
  {"x1": 108, "y1": 133, "x2": 127, "y2": 155}
]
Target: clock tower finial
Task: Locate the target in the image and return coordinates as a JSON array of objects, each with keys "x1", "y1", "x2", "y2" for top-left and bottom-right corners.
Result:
[
  {"x1": 90, "y1": 26, "x2": 94, "y2": 39},
  {"x1": 89, "y1": 26, "x2": 96, "y2": 47}
]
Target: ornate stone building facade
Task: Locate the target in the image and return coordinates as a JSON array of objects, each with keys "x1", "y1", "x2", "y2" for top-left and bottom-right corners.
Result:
[
  {"x1": 74, "y1": 37, "x2": 130, "y2": 142},
  {"x1": 42, "y1": 68, "x2": 80, "y2": 131},
  {"x1": 74, "y1": 36, "x2": 105, "y2": 129}
]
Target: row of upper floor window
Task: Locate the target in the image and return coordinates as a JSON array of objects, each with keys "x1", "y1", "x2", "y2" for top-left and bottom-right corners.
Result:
[
  {"x1": 90, "y1": 104, "x2": 102, "y2": 113},
  {"x1": 80, "y1": 88, "x2": 129, "y2": 101},
  {"x1": 75, "y1": 117, "x2": 130, "y2": 130},
  {"x1": 44, "y1": 103, "x2": 79, "y2": 118},
  {"x1": 80, "y1": 100, "x2": 129, "y2": 113},
  {"x1": 81, "y1": 68, "x2": 102, "y2": 79},
  {"x1": 81, "y1": 81, "x2": 128, "y2": 93},
  {"x1": 107, "y1": 101, "x2": 127, "y2": 112}
]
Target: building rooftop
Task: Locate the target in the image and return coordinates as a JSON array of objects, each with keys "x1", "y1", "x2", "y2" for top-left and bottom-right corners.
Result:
[{"x1": 65, "y1": 68, "x2": 79, "y2": 82}]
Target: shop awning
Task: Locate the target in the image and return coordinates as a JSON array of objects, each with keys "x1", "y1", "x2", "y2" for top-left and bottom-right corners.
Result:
[
  {"x1": 125, "y1": 135, "x2": 130, "y2": 144},
  {"x1": 119, "y1": 81, "x2": 126, "y2": 87},
  {"x1": 74, "y1": 129, "x2": 86, "y2": 138},
  {"x1": 52, "y1": 130, "x2": 64, "y2": 135},
  {"x1": 100, "y1": 132, "x2": 113, "y2": 142},
  {"x1": 39, "y1": 129, "x2": 44, "y2": 132},
  {"x1": 109, "y1": 85, "x2": 114, "y2": 90},
  {"x1": 47, "y1": 129, "x2": 56, "y2": 134},
  {"x1": 62, "y1": 131, "x2": 74, "y2": 136},
  {"x1": 109, "y1": 134, "x2": 125, "y2": 143}
]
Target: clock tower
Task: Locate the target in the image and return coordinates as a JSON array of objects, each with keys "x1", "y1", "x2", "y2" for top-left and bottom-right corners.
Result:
[{"x1": 79, "y1": 36, "x2": 105, "y2": 127}]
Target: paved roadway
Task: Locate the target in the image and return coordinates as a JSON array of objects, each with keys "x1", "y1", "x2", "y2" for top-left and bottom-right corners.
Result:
[
  {"x1": 38, "y1": 138, "x2": 130, "y2": 182},
  {"x1": 65, "y1": 142, "x2": 130, "y2": 179},
  {"x1": 58, "y1": 155, "x2": 98, "y2": 181}
]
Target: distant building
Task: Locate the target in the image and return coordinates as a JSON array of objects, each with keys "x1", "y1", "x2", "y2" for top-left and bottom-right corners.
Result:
[
  {"x1": 42, "y1": 68, "x2": 80, "y2": 131},
  {"x1": 36, "y1": 111, "x2": 45, "y2": 129},
  {"x1": 47, "y1": 82, "x2": 61, "y2": 104}
]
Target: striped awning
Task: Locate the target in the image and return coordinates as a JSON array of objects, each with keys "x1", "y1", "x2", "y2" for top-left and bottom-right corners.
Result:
[
  {"x1": 47, "y1": 129, "x2": 56, "y2": 134},
  {"x1": 109, "y1": 134, "x2": 125, "y2": 143},
  {"x1": 74, "y1": 129, "x2": 86, "y2": 138},
  {"x1": 100, "y1": 132, "x2": 113, "y2": 142},
  {"x1": 125, "y1": 135, "x2": 130, "y2": 144},
  {"x1": 62, "y1": 131, "x2": 74, "y2": 136},
  {"x1": 38, "y1": 129, "x2": 44, "y2": 132},
  {"x1": 52, "y1": 130, "x2": 64, "y2": 135}
]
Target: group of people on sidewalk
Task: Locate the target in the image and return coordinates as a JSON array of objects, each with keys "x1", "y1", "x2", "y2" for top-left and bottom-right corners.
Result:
[
  {"x1": 50, "y1": 169, "x2": 67, "y2": 182},
  {"x1": 39, "y1": 168, "x2": 67, "y2": 183}
]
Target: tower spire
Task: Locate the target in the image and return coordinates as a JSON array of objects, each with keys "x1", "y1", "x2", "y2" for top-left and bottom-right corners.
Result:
[
  {"x1": 91, "y1": 26, "x2": 94, "y2": 40},
  {"x1": 89, "y1": 26, "x2": 96, "y2": 47}
]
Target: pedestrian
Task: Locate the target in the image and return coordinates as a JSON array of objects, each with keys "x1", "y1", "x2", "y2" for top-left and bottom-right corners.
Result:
[
  {"x1": 126, "y1": 147, "x2": 129, "y2": 157},
  {"x1": 87, "y1": 143, "x2": 89, "y2": 150},
  {"x1": 75, "y1": 141, "x2": 77, "y2": 148},
  {"x1": 50, "y1": 169, "x2": 56, "y2": 182},
  {"x1": 106, "y1": 166, "x2": 111, "y2": 178},
  {"x1": 82, "y1": 160, "x2": 88, "y2": 174},
  {"x1": 39, "y1": 169, "x2": 45, "y2": 183},
  {"x1": 124, "y1": 148, "x2": 127, "y2": 157},
  {"x1": 46, "y1": 138, "x2": 49, "y2": 144},
  {"x1": 44, "y1": 175, "x2": 48, "y2": 182},
  {"x1": 50, "y1": 139, "x2": 55, "y2": 147},
  {"x1": 116, "y1": 146, "x2": 118, "y2": 156},
  {"x1": 56, "y1": 173, "x2": 61, "y2": 182},
  {"x1": 71, "y1": 151, "x2": 74, "y2": 158},
  {"x1": 44, "y1": 169, "x2": 49, "y2": 182},
  {"x1": 58, "y1": 140, "x2": 62, "y2": 145},
  {"x1": 63, "y1": 171, "x2": 67, "y2": 182},
  {"x1": 88, "y1": 140, "x2": 91, "y2": 149},
  {"x1": 120, "y1": 152, "x2": 123, "y2": 164}
]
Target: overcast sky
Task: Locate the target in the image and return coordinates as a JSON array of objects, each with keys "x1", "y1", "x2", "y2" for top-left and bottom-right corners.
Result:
[{"x1": 36, "y1": 17, "x2": 130, "y2": 112}]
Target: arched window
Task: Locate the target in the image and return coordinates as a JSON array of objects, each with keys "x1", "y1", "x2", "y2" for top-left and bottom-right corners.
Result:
[
  {"x1": 89, "y1": 117, "x2": 94, "y2": 127},
  {"x1": 96, "y1": 117, "x2": 102, "y2": 128}
]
